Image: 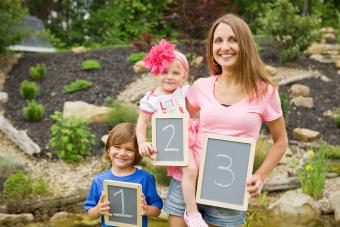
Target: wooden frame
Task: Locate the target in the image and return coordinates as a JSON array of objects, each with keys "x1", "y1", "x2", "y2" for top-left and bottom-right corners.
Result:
[
  {"x1": 196, "y1": 133, "x2": 256, "y2": 211},
  {"x1": 104, "y1": 180, "x2": 142, "y2": 227},
  {"x1": 152, "y1": 113, "x2": 189, "y2": 166}
]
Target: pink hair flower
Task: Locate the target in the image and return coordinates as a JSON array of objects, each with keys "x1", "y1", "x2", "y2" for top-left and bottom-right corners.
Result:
[{"x1": 144, "y1": 39, "x2": 176, "y2": 75}]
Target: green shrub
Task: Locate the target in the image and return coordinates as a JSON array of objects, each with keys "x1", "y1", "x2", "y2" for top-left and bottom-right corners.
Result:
[
  {"x1": 104, "y1": 99, "x2": 138, "y2": 126},
  {"x1": 297, "y1": 148, "x2": 328, "y2": 199},
  {"x1": 22, "y1": 100, "x2": 44, "y2": 122},
  {"x1": 141, "y1": 159, "x2": 171, "y2": 186},
  {"x1": 0, "y1": 0, "x2": 27, "y2": 53},
  {"x1": 335, "y1": 115, "x2": 340, "y2": 129},
  {"x1": 319, "y1": 142, "x2": 340, "y2": 160},
  {"x1": 49, "y1": 112, "x2": 95, "y2": 163},
  {"x1": 257, "y1": 0, "x2": 320, "y2": 62},
  {"x1": 253, "y1": 133, "x2": 271, "y2": 173},
  {"x1": 279, "y1": 93, "x2": 289, "y2": 118},
  {"x1": 0, "y1": 156, "x2": 22, "y2": 193},
  {"x1": 81, "y1": 60, "x2": 101, "y2": 70},
  {"x1": 3, "y1": 170, "x2": 49, "y2": 199},
  {"x1": 29, "y1": 63, "x2": 47, "y2": 80},
  {"x1": 127, "y1": 52, "x2": 146, "y2": 62},
  {"x1": 63, "y1": 79, "x2": 93, "y2": 93},
  {"x1": 19, "y1": 80, "x2": 39, "y2": 100}
]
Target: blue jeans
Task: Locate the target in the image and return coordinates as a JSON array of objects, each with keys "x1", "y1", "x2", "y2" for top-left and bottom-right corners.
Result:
[{"x1": 163, "y1": 178, "x2": 245, "y2": 227}]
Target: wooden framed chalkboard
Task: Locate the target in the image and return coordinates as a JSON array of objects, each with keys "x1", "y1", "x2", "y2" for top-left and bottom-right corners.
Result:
[
  {"x1": 196, "y1": 134, "x2": 256, "y2": 211},
  {"x1": 104, "y1": 180, "x2": 142, "y2": 227},
  {"x1": 152, "y1": 113, "x2": 188, "y2": 166}
]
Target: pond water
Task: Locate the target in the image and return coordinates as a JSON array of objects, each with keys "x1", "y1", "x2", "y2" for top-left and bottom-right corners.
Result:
[{"x1": 25, "y1": 208, "x2": 335, "y2": 227}]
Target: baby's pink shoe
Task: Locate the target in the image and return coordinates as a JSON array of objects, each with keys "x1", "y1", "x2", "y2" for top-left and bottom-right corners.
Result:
[{"x1": 183, "y1": 210, "x2": 208, "y2": 227}]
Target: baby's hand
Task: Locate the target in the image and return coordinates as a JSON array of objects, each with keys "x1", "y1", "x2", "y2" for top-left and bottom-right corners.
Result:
[
  {"x1": 140, "y1": 193, "x2": 149, "y2": 216},
  {"x1": 95, "y1": 191, "x2": 111, "y2": 216},
  {"x1": 139, "y1": 142, "x2": 156, "y2": 159}
]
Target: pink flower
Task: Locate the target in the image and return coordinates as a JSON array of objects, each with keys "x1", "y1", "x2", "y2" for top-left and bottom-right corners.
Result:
[{"x1": 144, "y1": 39, "x2": 176, "y2": 75}]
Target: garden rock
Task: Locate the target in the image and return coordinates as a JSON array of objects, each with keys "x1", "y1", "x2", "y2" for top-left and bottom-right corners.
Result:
[
  {"x1": 63, "y1": 101, "x2": 112, "y2": 124},
  {"x1": 293, "y1": 128, "x2": 320, "y2": 142},
  {"x1": 0, "y1": 213, "x2": 34, "y2": 225},
  {"x1": 338, "y1": 70, "x2": 340, "y2": 76},
  {"x1": 50, "y1": 211, "x2": 71, "y2": 222},
  {"x1": 291, "y1": 96, "x2": 314, "y2": 108},
  {"x1": 0, "y1": 114, "x2": 40, "y2": 155},
  {"x1": 71, "y1": 46, "x2": 86, "y2": 54},
  {"x1": 320, "y1": 75, "x2": 331, "y2": 82},
  {"x1": 290, "y1": 84, "x2": 310, "y2": 97},
  {"x1": 268, "y1": 191, "x2": 320, "y2": 225},
  {"x1": 101, "y1": 134, "x2": 108, "y2": 145},
  {"x1": 190, "y1": 56, "x2": 203, "y2": 68},
  {"x1": 335, "y1": 60, "x2": 340, "y2": 68},
  {"x1": 264, "y1": 65, "x2": 278, "y2": 76},
  {"x1": 329, "y1": 190, "x2": 340, "y2": 225},
  {"x1": 133, "y1": 60, "x2": 149, "y2": 74},
  {"x1": 0, "y1": 91, "x2": 8, "y2": 104}
]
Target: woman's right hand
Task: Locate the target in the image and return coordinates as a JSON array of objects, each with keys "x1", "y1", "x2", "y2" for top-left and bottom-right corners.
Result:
[
  {"x1": 139, "y1": 142, "x2": 156, "y2": 159},
  {"x1": 95, "y1": 192, "x2": 111, "y2": 216}
]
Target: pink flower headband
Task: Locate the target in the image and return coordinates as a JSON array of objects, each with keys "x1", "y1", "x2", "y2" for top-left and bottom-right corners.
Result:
[{"x1": 144, "y1": 39, "x2": 188, "y2": 76}]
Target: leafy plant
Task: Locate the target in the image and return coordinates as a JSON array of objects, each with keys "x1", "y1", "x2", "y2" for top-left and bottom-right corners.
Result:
[
  {"x1": 19, "y1": 80, "x2": 40, "y2": 100},
  {"x1": 127, "y1": 52, "x2": 146, "y2": 63},
  {"x1": 0, "y1": 156, "x2": 22, "y2": 193},
  {"x1": 29, "y1": 63, "x2": 47, "y2": 80},
  {"x1": 0, "y1": 0, "x2": 27, "y2": 53},
  {"x1": 104, "y1": 99, "x2": 138, "y2": 126},
  {"x1": 335, "y1": 115, "x2": 340, "y2": 129},
  {"x1": 257, "y1": 0, "x2": 320, "y2": 62},
  {"x1": 3, "y1": 170, "x2": 49, "y2": 199},
  {"x1": 253, "y1": 133, "x2": 271, "y2": 173},
  {"x1": 132, "y1": 32, "x2": 155, "y2": 51},
  {"x1": 22, "y1": 100, "x2": 45, "y2": 122},
  {"x1": 141, "y1": 159, "x2": 171, "y2": 186},
  {"x1": 279, "y1": 92, "x2": 289, "y2": 118},
  {"x1": 244, "y1": 210, "x2": 257, "y2": 227},
  {"x1": 49, "y1": 112, "x2": 95, "y2": 163},
  {"x1": 63, "y1": 79, "x2": 93, "y2": 93},
  {"x1": 297, "y1": 148, "x2": 329, "y2": 199},
  {"x1": 81, "y1": 60, "x2": 101, "y2": 70},
  {"x1": 319, "y1": 142, "x2": 340, "y2": 160}
]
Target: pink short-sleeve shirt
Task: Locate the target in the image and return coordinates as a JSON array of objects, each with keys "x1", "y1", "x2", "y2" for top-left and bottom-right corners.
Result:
[{"x1": 172, "y1": 76, "x2": 282, "y2": 180}]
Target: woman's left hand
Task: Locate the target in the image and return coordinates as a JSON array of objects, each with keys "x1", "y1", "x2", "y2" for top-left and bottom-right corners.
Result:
[{"x1": 246, "y1": 174, "x2": 264, "y2": 197}]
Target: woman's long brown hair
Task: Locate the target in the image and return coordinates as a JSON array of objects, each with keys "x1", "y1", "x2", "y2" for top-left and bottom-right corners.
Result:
[{"x1": 207, "y1": 14, "x2": 275, "y2": 101}]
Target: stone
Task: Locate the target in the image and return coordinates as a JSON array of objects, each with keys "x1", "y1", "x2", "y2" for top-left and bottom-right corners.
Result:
[
  {"x1": 329, "y1": 190, "x2": 340, "y2": 225},
  {"x1": 72, "y1": 46, "x2": 86, "y2": 53},
  {"x1": 265, "y1": 65, "x2": 278, "y2": 76},
  {"x1": 63, "y1": 101, "x2": 112, "y2": 124},
  {"x1": 335, "y1": 60, "x2": 340, "y2": 68},
  {"x1": 291, "y1": 96, "x2": 314, "y2": 108},
  {"x1": 133, "y1": 60, "x2": 149, "y2": 74},
  {"x1": 338, "y1": 70, "x2": 340, "y2": 76},
  {"x1": 50, "y1": 211, "x2": 70, "y2": 221},
  {"x1": 101, "y1": 134, "x2": 108, "y2": 145},
  {"x1": 190, "y1": 56, "x2": 203, "y2": 68},
  {"x1": 290, "y1": 84, "x2": 310, "y2": 97},
  {"x1": 285, "y1": 147, "x2": 293, "y2": 157},
  {"x1": 0, "y1": 213, "x2": 34, "y2": 225},
  {"x1": 268, "y1": 191, "x2": 320, "y2": 225},
  {"x1": 293, "y1": 128, "x2": 321, "y2": 142},
  {"x1": 0, "y1": 91, "x2": 8, "y2": 104},
  {"x1": 320, "y1": 75, "x2": 331, "y2": 82},
  {"x1": 320, "y1": 27, "x2": 335, "y2": 33}
]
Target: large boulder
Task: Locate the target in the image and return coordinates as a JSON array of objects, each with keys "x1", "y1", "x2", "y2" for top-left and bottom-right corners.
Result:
[
  {"x1": 293, "y1": 128, "x2": 320, "y2": 142},
  {"x1": 63, "y1": 101, "x2": 112, "y2": 123},
  {"x1": 268, "y1": 191, "x2": 320, "y2": 225},
  {"x1": 291, "y1": 96, "x2": 314, "y2": 108},
  {"x1": 330, "y1": 190, "x2": 340, "y2": 225}
]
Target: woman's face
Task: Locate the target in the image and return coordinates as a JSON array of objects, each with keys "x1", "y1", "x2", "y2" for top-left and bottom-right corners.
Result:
[{"x1": 212, "y1": 23, "x2": 240, "y2": 70}]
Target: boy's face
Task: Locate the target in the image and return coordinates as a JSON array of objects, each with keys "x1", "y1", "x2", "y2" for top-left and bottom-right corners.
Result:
[
  {"x1": 109, "y1": 141, "x2": 136, "y2": 170},
  {"x1": 157, "y1": 60, "x2": 187, "y2": 94}
]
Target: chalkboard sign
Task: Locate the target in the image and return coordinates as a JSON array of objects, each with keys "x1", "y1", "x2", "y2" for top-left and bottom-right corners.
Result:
[
  {"x1": 152, "y1": 113, "x2": 188, "y2": 166},
  {"x1": 104, "y1": 180, "x2": 142, "y2": 227},
  {"x1": 196, "y1": 134, "x2": 256, "y2": 211}
]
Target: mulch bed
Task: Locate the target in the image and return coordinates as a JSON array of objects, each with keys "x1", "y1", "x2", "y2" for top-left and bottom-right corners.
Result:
[{"x1": 3, "y1": 44, "x2": 339, "y2": 159}]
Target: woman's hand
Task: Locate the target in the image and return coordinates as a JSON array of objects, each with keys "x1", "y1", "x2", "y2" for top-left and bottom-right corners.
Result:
[
  {"x1": 246, "y1": 174, "x2": 264, "y2": 197},
  {"x1": 139, "y1": 142, "x2": 156, "y2": 159},
  {"x1": 140, "y1": 193, "x2": 149, "y2": 216},
  {"x1": 95, "y1": 191, "x2": 111, "y2": 216}
]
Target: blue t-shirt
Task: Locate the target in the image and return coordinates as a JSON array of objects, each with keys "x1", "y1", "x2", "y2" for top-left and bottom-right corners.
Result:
[{"x1": 84, "y1": 168, "x2": 163, "y2": 227}]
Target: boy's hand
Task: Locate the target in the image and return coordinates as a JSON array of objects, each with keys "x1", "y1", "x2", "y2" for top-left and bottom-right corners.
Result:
[
  {"x1": 140, "y1": 193, "x2": 149, "y2": 216},
  {"x1": 139, "y1": 142, "x2": 156, "y2": 159},
  {"x1": 96, "y1": 191, "x2": 111, "y2": 216}
]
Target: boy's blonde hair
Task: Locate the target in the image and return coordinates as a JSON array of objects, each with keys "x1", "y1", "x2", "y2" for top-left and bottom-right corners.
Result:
[{"x1": 104, "y1": 122, "x2": 142, "y2": 166}]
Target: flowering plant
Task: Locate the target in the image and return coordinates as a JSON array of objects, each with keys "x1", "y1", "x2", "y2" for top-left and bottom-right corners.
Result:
[{"x1": 144, "y1": 39, "x2": 176, "y2": 75}]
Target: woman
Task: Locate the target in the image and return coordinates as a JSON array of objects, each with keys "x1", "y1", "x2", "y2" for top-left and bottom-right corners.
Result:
[{"x1": 163, "y1": 14, "x2": 288, "y2": 227}]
